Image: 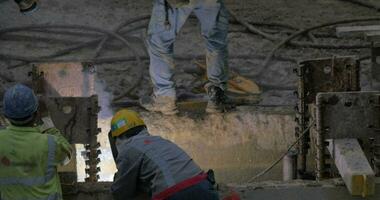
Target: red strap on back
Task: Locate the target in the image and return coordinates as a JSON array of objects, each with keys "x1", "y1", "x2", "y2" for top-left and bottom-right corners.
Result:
[
  {"x1": 152, "y1": 173, "x2": 208, "y2": 200},
  {"x1": 223, "y1": 191, "x2": 241, "y2": 200}
]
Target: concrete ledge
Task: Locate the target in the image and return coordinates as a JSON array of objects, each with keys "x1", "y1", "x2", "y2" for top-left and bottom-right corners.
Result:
[{"x1": 138, "y1": 106, "x2": 296, "y2": 183}]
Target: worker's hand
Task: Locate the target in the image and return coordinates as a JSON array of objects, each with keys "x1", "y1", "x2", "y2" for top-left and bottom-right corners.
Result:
[{"x1": 39, "y1": 116, "x2": 56, "y2": 133}]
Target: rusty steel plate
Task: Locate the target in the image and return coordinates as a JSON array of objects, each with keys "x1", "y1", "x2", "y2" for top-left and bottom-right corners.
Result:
[
  {"x1": 298, "y1": 56, "x2": 360, "y2": 104},
  {"x1": 316, "y1": 91, "x2": 380, "y2": 140},
  {"x1": 43, "y1": 96, "x2": 99, "y2": 144},
  {"x1": 315, "y1": 91, "x2": 380, "y2": 177},
  {"x1": 32, "y1": 62, "x2": 96, "y2": 97},
  {"x1": 372, "y1": 43, "x2": 380, "y2": 88}
]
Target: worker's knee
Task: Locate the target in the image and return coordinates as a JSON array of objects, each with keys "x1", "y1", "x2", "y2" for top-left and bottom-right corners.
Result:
[
  {"x1": 203, "y1": 8, "x2": 229, "y2": 51},
  {"x1": 147, "y1": 33, "x2": 175, "y2": 56}
]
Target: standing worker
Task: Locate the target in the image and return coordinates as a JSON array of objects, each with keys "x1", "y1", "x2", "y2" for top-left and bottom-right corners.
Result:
[
  {"x1": 109, "y1": 109, "x2": 219, "y2": 200},
  {"x1": 140, "y1": 0, "x2": 229, "y2": 114},
  {"x1": 0, "y1": 84, "x2": 72, "y2": 200}
]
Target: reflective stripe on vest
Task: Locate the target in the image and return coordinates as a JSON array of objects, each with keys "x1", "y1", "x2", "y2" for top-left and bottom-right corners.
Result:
[
  {"x1": 1, "y1": 192, "x2": 60, "y2": 200},
  {"x1": 0, "y1": 135, "x2": 56, "y2": 186},
  {"x1": 46, "y1": 193, "x2": 59, "y2": 200}
]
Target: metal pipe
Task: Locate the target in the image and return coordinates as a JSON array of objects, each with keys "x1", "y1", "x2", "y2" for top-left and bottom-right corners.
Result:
[
  {"x1": 283, "y1": 150, "x2": 298, "y2": 181},
  {"x1": 315, "y1": 94, "x2": 325, "y2": 181}
]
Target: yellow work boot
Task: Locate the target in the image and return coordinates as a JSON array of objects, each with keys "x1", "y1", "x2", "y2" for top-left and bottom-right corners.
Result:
[{"x1": 139, "y1": 95, "x2": 178, "y2": 115}]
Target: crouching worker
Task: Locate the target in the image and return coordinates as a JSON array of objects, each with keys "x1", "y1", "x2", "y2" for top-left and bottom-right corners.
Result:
[
  {"x1": 109, "y1": 109, "x2": 219, "y2": 200},
  {"x1": 0, "y1": 84, "x2": 72, "y2": 200}
]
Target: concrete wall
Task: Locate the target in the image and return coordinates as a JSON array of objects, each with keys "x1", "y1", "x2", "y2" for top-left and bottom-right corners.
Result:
[{"x1": 139, "y1": 106, "x2": 296, "y2": 183}]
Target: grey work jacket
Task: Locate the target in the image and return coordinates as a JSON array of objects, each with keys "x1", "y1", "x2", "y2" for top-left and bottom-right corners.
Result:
[{"x1": 111, "y1": 129, "x2": 202, "y2": 200}]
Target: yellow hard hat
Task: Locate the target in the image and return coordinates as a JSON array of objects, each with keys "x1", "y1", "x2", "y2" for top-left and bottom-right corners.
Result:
[{"x1": 111, "y1": 109, "x2": 145, "y2": 137}]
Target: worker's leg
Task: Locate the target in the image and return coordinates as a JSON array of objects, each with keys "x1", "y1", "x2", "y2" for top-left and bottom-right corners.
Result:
[
  {"x1": 193, "y1": 0, "x2": 229, "y2": 112},
  {"x1": 194, "y1": 0, "x2": 229, "y2": 90},
  {"x1": 147, "y1": 0, "x2": 193, "y2": 97},
  {"x1": 167, "y1": 180, "x2": 219, "y2": 200},
  {"x1": 142, "y1": 0, "x2": 193, "y2": 114}
]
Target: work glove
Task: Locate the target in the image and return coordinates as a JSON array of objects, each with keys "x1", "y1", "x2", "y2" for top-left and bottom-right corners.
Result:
[
  {"x1": 39, "y1": 116, "x2": 55, "y2": 133},
  {"x1": 166, "y1": 0, "x2": 190, "y2": 7}
]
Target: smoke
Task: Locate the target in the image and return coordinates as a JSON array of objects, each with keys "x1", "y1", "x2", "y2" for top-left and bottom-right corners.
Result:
[
  {"x1": 77, "y1": 78, "x2": 117, "y2": 182},
  {"x1": 96, "y1": 80, "x2": 114, "y2": 120},
  {"x1": 95, "y1": 79, "x2": 117, "y2": 181}
]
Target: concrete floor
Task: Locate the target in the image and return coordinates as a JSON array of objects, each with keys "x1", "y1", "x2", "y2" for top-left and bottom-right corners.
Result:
[
  {"x1": 238, "y1": 186, "x2": 380, "y2": 200},
  {"x1": 64, "y1": 179, "x2": 380, "y2": 200}
]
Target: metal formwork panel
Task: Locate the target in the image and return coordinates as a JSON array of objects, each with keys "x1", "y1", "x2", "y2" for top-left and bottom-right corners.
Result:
[
  {"x1": 43, "y1": 96, "x2": 100, "y2": 144},
  {"x1": 294, "y1": 56, "x2": 360, "y2": 175},
  {"x1": 299, "y1": 56, "x2": 360, "y2": 104},
  {"x1": 314, "y1": 91, "x2": 380, "y2": 179},
  {"x1": 371, "y1": 42, "x2": 380, "y2": 90}
]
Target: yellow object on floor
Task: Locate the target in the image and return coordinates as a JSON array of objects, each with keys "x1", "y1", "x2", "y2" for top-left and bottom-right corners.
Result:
[{"x1": 194, "y1": 60, "x2": 261, "y2": 95}]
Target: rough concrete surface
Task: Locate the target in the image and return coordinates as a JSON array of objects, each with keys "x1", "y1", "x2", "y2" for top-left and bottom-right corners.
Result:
[{"x1": 141, "y1": 106, "x2": 296, "y2": 183}]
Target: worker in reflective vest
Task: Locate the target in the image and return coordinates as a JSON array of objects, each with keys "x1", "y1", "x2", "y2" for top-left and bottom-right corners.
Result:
[
  {"x1": 109, "y1": 109, "x2": 219, "y2": 200},
  {"x1": 0, "y1": 84, "x2": 72, "y2": 200}
]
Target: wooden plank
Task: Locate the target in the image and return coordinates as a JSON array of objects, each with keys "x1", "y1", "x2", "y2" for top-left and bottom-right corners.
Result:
[
  {"x1": 336, "y1": 25, "x2": 380, "y2": 38},
  {"x1": 327, "y1": 139, "x2": 376, "y2": 197}
]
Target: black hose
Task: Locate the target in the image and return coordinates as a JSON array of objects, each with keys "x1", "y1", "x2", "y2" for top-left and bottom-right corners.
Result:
[
  {"x1": 338, "y1": 0, "x2": 380, "y2": 11},
  {"x1": 289, "y1": 41, "x2": 370, "y2": 49},
  {"x1": 0, "y1": 54, "x2": 297, "y2": 64},
  {"x1": 259, "y1": 17, "x2": 380, "y2": 76},
  {"x1": 4, "y1": 16, "x2": 150, "y2": 69},
  {"x1": 0, "y1": 24, "x2": 143, "y2": 100},
  {"x1": 229, "y1": 11, "x2": 278, "y2": 41},
  {"x1": 93, "y1": 15, "x2": 150, "y2": 58}
]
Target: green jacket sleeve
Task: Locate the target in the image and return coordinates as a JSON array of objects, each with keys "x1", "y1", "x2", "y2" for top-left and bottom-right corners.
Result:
[{"x1": 44, "y1": 128, "x2": 73, "y2": 165}]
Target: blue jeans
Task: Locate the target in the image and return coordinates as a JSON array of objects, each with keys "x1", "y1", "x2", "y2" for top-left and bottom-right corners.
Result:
[
  {"x1": 167, "y1": 180, "x2": 219, "y2": 200},
  {"x1": 147, "y1": 0, "x2": 229, "y2": 97}
]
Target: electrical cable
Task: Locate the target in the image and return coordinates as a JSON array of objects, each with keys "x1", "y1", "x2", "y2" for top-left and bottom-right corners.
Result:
[
  {"x1": 4, "y1": 16, "x2": 150, "y2": 69},
  {"x1": 93, "y1": 15, "x2": 150, "y2": 58},
  {"x1": 247, "y1": 120, "x2": 315, "y2": 183},
  {"x1": 0, "y1": 24, "x2": 143, "y2": 100},
  {"x1": 338, "y1": 0, "x2": 380, "y2": 11},
  {"x1": 259, "y1": 17, "x2": 380, "y2": 76},
  {"x1": 0, "y1": 54, "x2": 297, "y2": 64},
  {"x1": 229, "y1": 11, "x2": 278, "y2": 41}
]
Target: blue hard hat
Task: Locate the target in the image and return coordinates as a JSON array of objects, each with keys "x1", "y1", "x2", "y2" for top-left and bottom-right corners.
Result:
[{"x1": 3, "y1": 84, "x2": 39, "y2": 119}]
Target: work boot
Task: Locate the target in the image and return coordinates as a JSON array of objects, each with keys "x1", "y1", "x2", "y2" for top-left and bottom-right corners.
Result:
[
  {"x1": 140, "y1": 95, "x2": 178, "y2": 115},
  {"x1": 205, "y1": 85, "x2": 227, "y2": 113}
]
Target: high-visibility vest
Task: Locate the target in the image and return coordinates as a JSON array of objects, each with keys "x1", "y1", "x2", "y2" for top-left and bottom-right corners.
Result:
[{"x1": 0, "y1": 125, "x2": 71, "y2": 200}]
